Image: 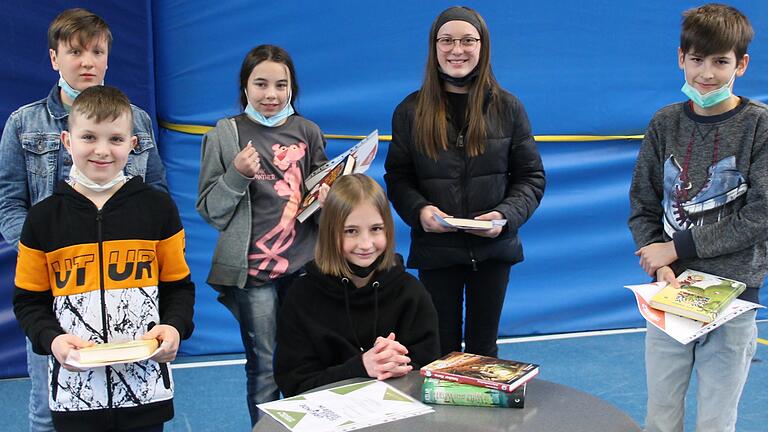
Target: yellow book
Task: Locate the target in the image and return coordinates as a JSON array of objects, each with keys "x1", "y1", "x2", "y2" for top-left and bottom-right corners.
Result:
[
  {"x1": 74, "y1": 339, "x2": 159, "y2": 364},
  {"x1": 649, "y1": 269, "x2": 746, "y2": 323}
]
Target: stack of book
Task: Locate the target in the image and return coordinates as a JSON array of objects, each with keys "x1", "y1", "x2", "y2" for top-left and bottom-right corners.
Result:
[{"x1": 419, "y1": 352, "x2": 539, "y2": 409}]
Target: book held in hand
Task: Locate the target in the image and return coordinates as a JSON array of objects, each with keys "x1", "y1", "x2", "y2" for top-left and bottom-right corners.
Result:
[
  {"x1": 296, "y1": 154, "x2": 355, "y2": 222},
  {"x1": 421, "y1": 377, "x2": 525, "y2": 408},
  {"x1": 297, "y1": 130, "x2": 379, "y2": 223},
  {"x1": 433, "y1": 213, "x2": 507, "y2": 230},
  {"x1": 420, "y1": 352, "x2": 539, "y2": 393},
  {"x1": 649, "y1": 269, "x2": 746, "y2": 323},
  {"x1": 71, "y1": 339, "x2": 159, "y2": 365}
]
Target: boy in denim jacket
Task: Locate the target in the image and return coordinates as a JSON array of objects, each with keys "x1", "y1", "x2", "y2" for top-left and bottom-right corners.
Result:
[
  {"x1": 629, "y1": 4, "x2": 766, "y2": 432},
  {"x1": 0, "y1": 9, "x2": 168, "y2": 431}
]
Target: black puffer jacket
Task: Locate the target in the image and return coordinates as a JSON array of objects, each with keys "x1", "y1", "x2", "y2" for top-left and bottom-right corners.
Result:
[{"x1": 385, "y1": 90, "x2": 545, "y2": 269}]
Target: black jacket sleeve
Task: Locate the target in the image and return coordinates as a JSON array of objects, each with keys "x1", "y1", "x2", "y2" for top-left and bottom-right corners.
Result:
[
  {"x1": 12, "y1": 215, "x2": 65, "y2": 355},
  {"x1": 494, "y1": 97, "x2": 545, "y2": 231},
  {"x1": 385, "y1": 97, "x2": 431, "y2": 228},
  {"x1": 157, "y1": 196, "x2": 195, "y2": 339}
]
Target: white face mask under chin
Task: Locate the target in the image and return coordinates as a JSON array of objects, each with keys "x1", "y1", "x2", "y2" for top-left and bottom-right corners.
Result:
[{"x1": 68, "y1": 164, "x2": 128, "y2": 193}]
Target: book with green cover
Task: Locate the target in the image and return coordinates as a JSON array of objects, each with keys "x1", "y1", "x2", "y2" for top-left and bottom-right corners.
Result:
[
  {"x1": 421, "y1": 377, "x2": 525, "y2": 408},
  {"x1": 649, "y1": 269, "x2": 746, "y2": 323}
]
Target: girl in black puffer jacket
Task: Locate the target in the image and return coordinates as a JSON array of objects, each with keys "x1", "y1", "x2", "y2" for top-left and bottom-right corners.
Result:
[{"x1": 384, "y1": 6, "x2": 545, "y2": 358}]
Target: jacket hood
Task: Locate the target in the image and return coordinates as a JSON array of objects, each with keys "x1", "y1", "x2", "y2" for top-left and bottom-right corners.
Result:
[
  {"x1": 55, "y1": 177, "x2": 151, "y2": 210},
  {"x1": 303, "y1": 254, "x2": 409, "y2": 304}
]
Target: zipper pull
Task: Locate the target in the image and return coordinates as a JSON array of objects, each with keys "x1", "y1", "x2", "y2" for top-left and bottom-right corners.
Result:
[
  {"x1": 471, "y1": 258, "x2": 478, "y2": 271},
  {"x1": 457, "y1": 133, "x2": 464, "y2": 148}
]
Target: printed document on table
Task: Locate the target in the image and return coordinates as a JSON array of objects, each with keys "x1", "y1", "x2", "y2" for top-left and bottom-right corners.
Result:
[{"x1": 257, "y1": 380, "x2": 433, "y2": 432}]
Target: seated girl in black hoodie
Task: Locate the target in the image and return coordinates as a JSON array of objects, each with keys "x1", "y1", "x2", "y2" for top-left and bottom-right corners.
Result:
[{"x1": 274, "y1": 174, "x2": 440, "y2": 397}]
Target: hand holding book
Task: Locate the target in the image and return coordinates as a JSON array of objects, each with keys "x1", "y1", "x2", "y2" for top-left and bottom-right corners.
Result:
[
  {"x1": 143, "y1": 324, "x2": 180, "y2": 363},
  {"x1": 464, "y1": 211, "x2": 506, "y2": 238},
  {"x1": 52, "y1": 333, "x2": 96, "y2": 372},
  {"x1": 432, "y1": 212, "x2": 507, "y2": 232},
  {"x1": 656, "y1": 266, "x2": 680, "y2": 289}
]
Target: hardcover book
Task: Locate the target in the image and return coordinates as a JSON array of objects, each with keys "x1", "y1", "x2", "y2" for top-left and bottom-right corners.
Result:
[
  {"x1": 297, "y1": 130, "x2": 378, "y2": 223},
  {"x1": 73, "y1": 339, "x2": 159, "y2": 365},
  {"x1": 421, "y1": 377, "x2": 525, "y2": 408},
  {"x1": 420, "y1": 352, "x2": 539, "y2": 393},
  {"x1": 649, "y1": 269, "x2": 746, "y2": 323}
]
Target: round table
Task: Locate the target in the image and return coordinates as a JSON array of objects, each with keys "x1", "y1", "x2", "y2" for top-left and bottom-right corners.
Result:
[{"x1": 254, "y1": 372, "x2": 641, "y2": 432}]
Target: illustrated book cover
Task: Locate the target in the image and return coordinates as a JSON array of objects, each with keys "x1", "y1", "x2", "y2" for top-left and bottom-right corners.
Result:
[
  {"x1": 297, "y1": 130, "x2": 378, "y2": 223},
  {"x1": 420, "y1": 352, "x2": 539, "y2": 393},
  {"x1": 421, "y1": 377, "x2": 525, "y2": 408},
  {"x1": 649, "y1": 269, "x2": 746, "y2": 323},
  {"x1": 296, "y1": 153, "x2": 355, "y2": 222}
]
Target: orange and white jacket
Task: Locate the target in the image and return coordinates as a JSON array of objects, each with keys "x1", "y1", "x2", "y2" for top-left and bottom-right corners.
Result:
[{"x1": 13, "y1": 177, "x2": 194, "y2": 427}]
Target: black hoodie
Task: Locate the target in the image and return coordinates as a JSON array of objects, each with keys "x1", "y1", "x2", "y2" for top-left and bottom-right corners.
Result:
[{"x1": 274, "y1": 255, "x2": 440, "y2": 396}]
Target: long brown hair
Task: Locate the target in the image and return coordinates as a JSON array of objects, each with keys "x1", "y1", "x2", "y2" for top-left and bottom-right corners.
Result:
[
  {"x1": 414, "y1": 6, "x2": 501, "y2": 160},
  {"x1": 315, "y1": 174, "x2": 396, "y2": 279}
]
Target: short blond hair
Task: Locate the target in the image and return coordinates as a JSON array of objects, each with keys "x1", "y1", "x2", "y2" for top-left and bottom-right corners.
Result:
[
  {"x1": 69, "y1": 85, "x2": 133, "y2": 128},
  {"x1": 48, "y1": 8, "x2": 112, "y2": 52},
  {"x1": 316, "y1": 174, "x2": 396, "y2": 278}
]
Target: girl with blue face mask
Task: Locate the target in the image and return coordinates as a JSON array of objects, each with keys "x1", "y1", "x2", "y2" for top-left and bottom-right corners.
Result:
[{"x1": 196, "y1": 44, "x2": 328, "y2": 426}]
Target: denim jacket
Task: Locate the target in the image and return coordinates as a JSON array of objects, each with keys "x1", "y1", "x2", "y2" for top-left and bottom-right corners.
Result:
[{"x1": 0, "y1": 84, "x2": 168, "y2": 247}]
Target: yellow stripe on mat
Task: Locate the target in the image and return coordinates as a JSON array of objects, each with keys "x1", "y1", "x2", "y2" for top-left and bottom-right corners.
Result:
[
  {"x1": 758, "y1": 338, "x2": 768, "y2": 346},
  {"x1": 159, "y1": 120, "x2": 644, "y2": 142}
]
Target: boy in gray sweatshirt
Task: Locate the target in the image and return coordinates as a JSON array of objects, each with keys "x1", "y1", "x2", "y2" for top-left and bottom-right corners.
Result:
[{"x1": 628, "y1": 4, "x2": 767, "y2": 432}]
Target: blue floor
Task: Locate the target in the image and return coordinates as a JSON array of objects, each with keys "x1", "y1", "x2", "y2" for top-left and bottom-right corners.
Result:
[{"x1": 1, "y1": 323, "x2": 765, "y2": 431}]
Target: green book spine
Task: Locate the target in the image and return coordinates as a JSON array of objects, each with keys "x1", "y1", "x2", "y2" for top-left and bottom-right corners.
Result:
[{"x1": 421, "y1": 377, "x2": 525, "y2": 408}]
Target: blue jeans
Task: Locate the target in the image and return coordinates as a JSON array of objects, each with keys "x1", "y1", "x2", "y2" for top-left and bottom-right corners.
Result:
[
  {"x1": 26, "y1": 338, "x2": 54, "y2": 432},
  {"x1": 644, "y1": 309, "x2": 756, "y2": 432},
  {"x1": 219, "y1": 283, "x2": 281, "y2": 426}
]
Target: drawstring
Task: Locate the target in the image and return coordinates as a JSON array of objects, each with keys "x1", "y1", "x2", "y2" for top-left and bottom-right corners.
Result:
[
  {"x1": 342, "y1": 277, "x2": 381, "y2": 353},
  {"x1": 372, "y1": 281, "x2": 380, "y2": 345},
  {"x1": 341, "y1": 278, "x2": 363, "y2": 352}
]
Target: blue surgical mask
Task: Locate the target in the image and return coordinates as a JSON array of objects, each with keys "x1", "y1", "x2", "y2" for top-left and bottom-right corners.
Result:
[
  {"x1": 58, "y1": 72, "x2": 81, "y2": 101},
  {"x1": 243, "y1": 89, "x2": 295, "y2": 127},
  {"x1": 681, "y1": 68, "x2": 737, "y2": 108}
]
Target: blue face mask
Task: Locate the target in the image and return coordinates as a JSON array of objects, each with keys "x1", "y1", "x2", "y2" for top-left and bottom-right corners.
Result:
[
  {"x1": 681, "y1": 68, "x2": 737, "y2": 109},
  {"x1": 243, "y1": 89, "x2": 295, "y2": 127},
  {"x1": 58, "y1": 72, "x2": 81, "y2": 101}
]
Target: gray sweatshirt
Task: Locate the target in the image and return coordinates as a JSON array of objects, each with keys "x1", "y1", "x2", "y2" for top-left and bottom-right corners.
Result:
[
  {"x1": 629, "y1": 98, "x2": 768, "y2": 302},
  {"x1": 197, "y1": 115, "x2": 327, "y2": 288}
]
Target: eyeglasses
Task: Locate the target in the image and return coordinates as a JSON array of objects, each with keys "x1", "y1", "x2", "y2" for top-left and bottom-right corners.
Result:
[{"x1": 435, "y1": 37, "x2": 481, "y2": 52}]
